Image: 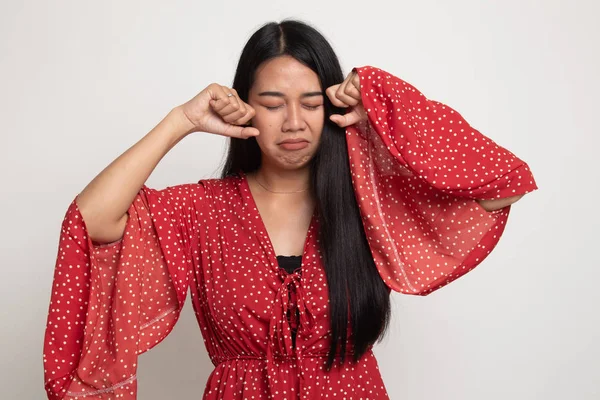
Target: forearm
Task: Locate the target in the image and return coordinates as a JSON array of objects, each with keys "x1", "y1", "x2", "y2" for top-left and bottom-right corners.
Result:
[
  {"x1": 476, "y1": 194, "x2": 525, "y2": 212},
  {"x1": 76, "y1": 106, "x2": 194, "y2": 241}
]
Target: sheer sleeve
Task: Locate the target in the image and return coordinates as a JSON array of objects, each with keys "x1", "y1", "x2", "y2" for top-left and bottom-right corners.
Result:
[
  {"x1": 43, "y1": 183, "x2": 208, "y2": 399},
  {"x1": 346, "y1": 66, "x2": 538, "y2": 295}
]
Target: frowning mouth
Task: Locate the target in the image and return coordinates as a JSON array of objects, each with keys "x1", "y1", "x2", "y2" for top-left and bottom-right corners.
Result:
[
  {"x1": 279, "y1": 138, "x2": 309, "y2": 144},
  {"x1": 278, "y1": 138, "x2": 309, "y2": 150}
]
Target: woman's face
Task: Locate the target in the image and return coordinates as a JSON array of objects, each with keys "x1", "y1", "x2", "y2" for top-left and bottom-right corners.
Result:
[{"x1": 248, "y1": 55, "x2": 325, "y2": 171}]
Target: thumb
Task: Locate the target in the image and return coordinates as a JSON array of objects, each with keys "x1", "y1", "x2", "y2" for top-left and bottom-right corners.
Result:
[
  {"x1": 329, "y1": 114, "x2": 345, "y2": 127},
  {"x1": 329, "y1": 110, "x2": 363, "y2": 128},
  {"x1": 224, "y1": 124, "x2": 260, "y2": 139},
  {"x1": 240, "y1": 126, "x2": 260, "y2": 138}
]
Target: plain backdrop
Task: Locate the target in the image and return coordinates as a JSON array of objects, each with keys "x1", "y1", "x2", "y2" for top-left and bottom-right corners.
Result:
[{"x1": 1, "y1": 1, "x2": 598, "y2": 399}]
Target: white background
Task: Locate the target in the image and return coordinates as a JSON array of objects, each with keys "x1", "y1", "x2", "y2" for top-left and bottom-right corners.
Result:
[{"x1": 1, "y1": 0, "x2": 598, "y2": 398}]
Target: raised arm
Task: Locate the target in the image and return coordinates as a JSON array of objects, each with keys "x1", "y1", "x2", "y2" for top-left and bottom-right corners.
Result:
[
  {"x1": 76, "y1": 107, "x2": 193, "y2": 243},
  {"x1": 76, "y1": 83, "x2": 258, "y2": 244}
]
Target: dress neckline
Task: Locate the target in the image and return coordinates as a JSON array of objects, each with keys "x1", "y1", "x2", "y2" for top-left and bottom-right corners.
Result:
[{"x1": 239, "y1": 171, "x2": 316, "y2": 277}]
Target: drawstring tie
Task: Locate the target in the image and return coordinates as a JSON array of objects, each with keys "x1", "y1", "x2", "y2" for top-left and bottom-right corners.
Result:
[{"x1": 265, "y1": 270, "x2": 315, "y2": 398}]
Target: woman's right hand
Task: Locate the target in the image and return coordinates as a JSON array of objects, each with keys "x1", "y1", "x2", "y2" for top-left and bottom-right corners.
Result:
[{"x1": 178, "y1": 83, "x2": 259, "y2": 139}]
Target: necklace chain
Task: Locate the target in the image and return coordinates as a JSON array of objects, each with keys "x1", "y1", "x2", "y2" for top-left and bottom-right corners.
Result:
[{"x1": 254, "y1": 174, "x2": 309, "y2": 194}]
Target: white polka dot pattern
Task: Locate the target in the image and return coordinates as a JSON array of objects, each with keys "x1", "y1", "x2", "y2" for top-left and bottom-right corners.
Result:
[
  {"x1": 43, "y1": 66, "x2": 537, "y2": 399},
  {"x1": 43, "y1": 185, "x2": 195, "y2": 399},
  {"x1": 346, "y1": 66, "x2": 538, "y2": 294},
  {"x1": 43, "y1": 178, "x2": 390, "y2": 399}
]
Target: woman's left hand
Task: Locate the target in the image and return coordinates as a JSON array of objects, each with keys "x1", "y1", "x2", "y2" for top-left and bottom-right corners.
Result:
[{"x1": 326, "y1": 70, "x2": 368, "y2": 128}]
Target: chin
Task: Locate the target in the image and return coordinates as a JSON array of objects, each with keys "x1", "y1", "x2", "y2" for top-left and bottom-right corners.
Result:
[
  {"x1": 278, "y1": 157, "x2": 313, "y2": 170},
  {"x1": 271, "y1": 151, "x2": 314, "y2": 170}
]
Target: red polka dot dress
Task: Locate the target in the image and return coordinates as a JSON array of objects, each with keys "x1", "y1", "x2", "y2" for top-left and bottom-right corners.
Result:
[{"x1": 43, "y1": 66, "x2": 538, "y2": 399}]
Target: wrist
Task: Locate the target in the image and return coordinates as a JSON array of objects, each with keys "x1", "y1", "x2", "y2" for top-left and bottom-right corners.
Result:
[{"x1": 166, "y1": 106, "x2": 197, "y2": 140}]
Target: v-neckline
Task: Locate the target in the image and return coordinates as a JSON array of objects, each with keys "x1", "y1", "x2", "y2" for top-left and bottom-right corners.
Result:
[{"x1": 239, "y1": 171, "x2": 316, "y2": 276}]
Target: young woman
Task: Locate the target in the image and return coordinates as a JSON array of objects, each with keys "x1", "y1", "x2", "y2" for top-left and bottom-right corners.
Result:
[{"x1": 43, "y1": 20, "x2": 537, "y2": 399}]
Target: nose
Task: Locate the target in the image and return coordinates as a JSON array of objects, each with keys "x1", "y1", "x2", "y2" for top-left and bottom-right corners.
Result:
[{"x1": 282, "y1": 103, "x2": 307, "y2": 132}]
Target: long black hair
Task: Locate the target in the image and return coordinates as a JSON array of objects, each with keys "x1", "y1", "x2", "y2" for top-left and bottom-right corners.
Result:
[{"x1": 221, "y1": 20, "x2": 391, "y2": 370}]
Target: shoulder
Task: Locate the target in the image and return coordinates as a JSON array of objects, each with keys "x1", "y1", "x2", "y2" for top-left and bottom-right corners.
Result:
[
  {"x1": 142, "y1": 175, "x2": 244, "y2": 213},
  {"x1": 146, "y1": 175, "x2": 238, "y2": 196},
  {"x1": 197, "y1": 174, "x2": 244, "y2": 196}
]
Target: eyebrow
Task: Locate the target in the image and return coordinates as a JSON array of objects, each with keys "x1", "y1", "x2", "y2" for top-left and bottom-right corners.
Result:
[{"x1": 257, "y1": 91, "x2": 324, "y2": 98}]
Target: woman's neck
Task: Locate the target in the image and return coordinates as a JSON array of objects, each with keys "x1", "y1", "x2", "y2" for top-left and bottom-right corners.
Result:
[{"x1": 253, "y1": 166, "x2": 311, "y2": 194}]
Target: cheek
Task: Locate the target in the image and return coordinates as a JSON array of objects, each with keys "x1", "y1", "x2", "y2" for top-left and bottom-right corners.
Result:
[
  {"x1": 252, "y1": 116, "x2": 276, "y2": 149},
  {"x1": 251, "y1": 110, "x2": 277, "y2": 130},
  {"x1": 309, "y1": 111, "x2": 325, "y2": 137}
]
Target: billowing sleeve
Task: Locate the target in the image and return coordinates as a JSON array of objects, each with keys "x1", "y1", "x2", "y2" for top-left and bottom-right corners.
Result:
[
  {"x1": 43, "y1": 183, "x2": 207, "y2": 399},
  {"x1": 346, "y1": 66, "x2": 538, "y2": 295}
]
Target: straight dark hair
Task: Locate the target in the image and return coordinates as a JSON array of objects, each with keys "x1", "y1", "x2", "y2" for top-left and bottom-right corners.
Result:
[{"x1": 221, "y1": 20, "x2": 391, "y2": 370}]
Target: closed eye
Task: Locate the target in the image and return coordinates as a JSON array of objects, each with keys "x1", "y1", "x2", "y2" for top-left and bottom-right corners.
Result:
[
  {"x1": 265, "y1": 104, "x2": 322, "y2": 111},
  {"x1": 303, "y1": 104, "x2": 322, "y2": 110}
]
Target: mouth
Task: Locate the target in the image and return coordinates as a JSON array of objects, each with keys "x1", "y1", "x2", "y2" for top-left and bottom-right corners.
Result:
[{"x1": 278, "y1": 138, "x2": 309, "y2": 151}]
